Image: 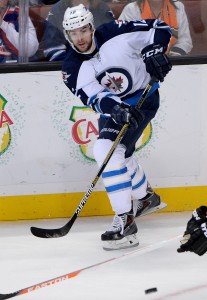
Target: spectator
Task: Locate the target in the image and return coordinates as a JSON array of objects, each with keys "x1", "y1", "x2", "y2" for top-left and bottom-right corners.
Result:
[
  {"x1": 119, "y1": 0, "x2": 193, "y2": 56},
  {"x1": 42, "y1": 0, "x2": 114, "y2": 61},
  {"x1": 0, "y1": 0, "x2": 39, "y2": 63}
]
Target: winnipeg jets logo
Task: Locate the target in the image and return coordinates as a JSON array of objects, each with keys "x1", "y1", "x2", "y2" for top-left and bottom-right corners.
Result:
[
  {"x1": 62, "y1": 72, "x2": 71, "y2": 82},
  {"x1": 105, "y1": 72, "x2": 123, "y2": 92},
  {"x1": 96, "y1": 67, "x2": 132, "y2": 97}
]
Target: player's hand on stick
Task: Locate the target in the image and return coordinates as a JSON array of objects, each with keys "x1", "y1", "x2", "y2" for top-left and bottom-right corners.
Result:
[
  {"x1": 141, "y1": 44, "x2": 172, "y2": 82},
  {"x1": 111, "y1": 103, "x2": 144, "y2": 130},
  {"x1": 177, "y1": 206, "x2": 207, "y2": 256}
]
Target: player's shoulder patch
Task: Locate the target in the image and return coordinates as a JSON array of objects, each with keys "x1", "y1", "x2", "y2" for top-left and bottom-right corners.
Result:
[
  {"x1": 114, "y1": 19, "x2": 128, "y2": 28},
  {"x1": 62, "y1": 71, "x2": 71, "y2": 83}
]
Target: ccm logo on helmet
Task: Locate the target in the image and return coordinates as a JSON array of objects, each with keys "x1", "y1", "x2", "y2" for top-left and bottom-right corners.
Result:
[{"x1": 142, "y1": 46, "x2": 164, "y2": 59}]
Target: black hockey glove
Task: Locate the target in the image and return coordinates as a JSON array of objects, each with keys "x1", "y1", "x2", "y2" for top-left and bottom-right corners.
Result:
[
  {"x1": 141, "y1": 44, "x2": 172, "y2": 82},
  {"x1": 111, "y1": 103, "x2": 144, "y2": 130},
  {"x1": 177, "y1": 206, "x2": 207, "y2": 256}
]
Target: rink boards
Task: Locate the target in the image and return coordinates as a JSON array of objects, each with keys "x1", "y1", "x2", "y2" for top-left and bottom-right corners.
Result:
[{"x1": 0, "y1": 65, "x2": 207, "y2": 220}]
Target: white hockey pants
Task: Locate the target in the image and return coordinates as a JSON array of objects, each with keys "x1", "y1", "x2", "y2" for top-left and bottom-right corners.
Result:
[{"x1": 93, "y1": 139, "x2": 148, "y2": 215}]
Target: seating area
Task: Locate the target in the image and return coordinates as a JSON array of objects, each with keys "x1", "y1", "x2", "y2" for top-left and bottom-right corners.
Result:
[
  {"x1": 29, "y1": 5, "x2": 51, "y2": 42},
  {"x1": 28, "y1": 1, "x2": 128, "y2": 42},
  {"x1": 28, "y1": 0, "x2": 207, "y2": 57},
  {"x1": 181, "y1": 0, "x2": 207, "y2": 54}
]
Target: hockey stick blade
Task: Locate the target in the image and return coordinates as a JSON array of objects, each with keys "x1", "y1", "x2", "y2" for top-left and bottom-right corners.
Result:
[
  {"x1": 0, "y1": 292, "x2": 19, "y2": 300},
  {"x1": 31, "y1": 206, "x2": 79, "y2": 238},
  {"x1": 30, "y1": 224, "x2": 70, "y2": 238},
  {"x1": 30, "y1": 77, "x2": 157, "y2": 239}
]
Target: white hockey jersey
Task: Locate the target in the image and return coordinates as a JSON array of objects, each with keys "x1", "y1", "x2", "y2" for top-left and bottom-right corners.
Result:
[{"x1": 62, "y1": 19, "x2": 171, "y2": 114}]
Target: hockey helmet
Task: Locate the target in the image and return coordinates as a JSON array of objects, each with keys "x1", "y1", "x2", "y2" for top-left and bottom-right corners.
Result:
[{"x1": 63, "y1": 4, "x2": 94, "y2": 31}]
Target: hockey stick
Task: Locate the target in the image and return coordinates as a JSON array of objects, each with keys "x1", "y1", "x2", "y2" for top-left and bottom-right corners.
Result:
[
  {"x1": 0, "y1": 235, "x2": 181, "y2": 299},
  {"x1": 30, "y1": 76, "x2": 157, "y2": 238}
]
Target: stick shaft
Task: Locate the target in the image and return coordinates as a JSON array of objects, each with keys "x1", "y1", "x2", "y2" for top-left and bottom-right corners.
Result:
[{"x1": 0, "y1": 234, "x2": 180, "y2": 299}]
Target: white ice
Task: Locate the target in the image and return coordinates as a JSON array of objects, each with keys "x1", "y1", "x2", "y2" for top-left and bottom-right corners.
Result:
[{"x1": 0, "y1": 212, "x2": 206, "y2": 300}]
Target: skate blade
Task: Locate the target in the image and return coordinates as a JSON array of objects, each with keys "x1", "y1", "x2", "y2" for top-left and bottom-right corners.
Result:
[
  {"x1": 102, "y1": 234, "x2": 139, "y2": 251},
  {"x1": 137, "y1": 202, "x2": 167, "y2": 218}
]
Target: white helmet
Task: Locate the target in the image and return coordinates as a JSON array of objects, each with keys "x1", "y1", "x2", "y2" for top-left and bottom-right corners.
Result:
[{"x1": 63, "y1": 4, "x2": 94, "y2": 31}]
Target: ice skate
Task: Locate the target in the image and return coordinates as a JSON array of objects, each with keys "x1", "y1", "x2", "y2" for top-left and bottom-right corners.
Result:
[
  {"x1": 101, "y1": 210, "x2": 139, "y2": 251},
  {"x1": 133, "y1": 184, "x2": 167, "y2": 218}
]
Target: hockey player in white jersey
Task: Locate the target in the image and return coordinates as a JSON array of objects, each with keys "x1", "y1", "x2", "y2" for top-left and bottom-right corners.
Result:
[{"x1": 62, "y1": 4, "x2": 172, "y2": 250}]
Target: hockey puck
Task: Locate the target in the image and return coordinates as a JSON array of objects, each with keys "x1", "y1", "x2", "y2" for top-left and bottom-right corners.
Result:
[{"x1": 145, "y1": 287, "x2": 158, "y2": 294}]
